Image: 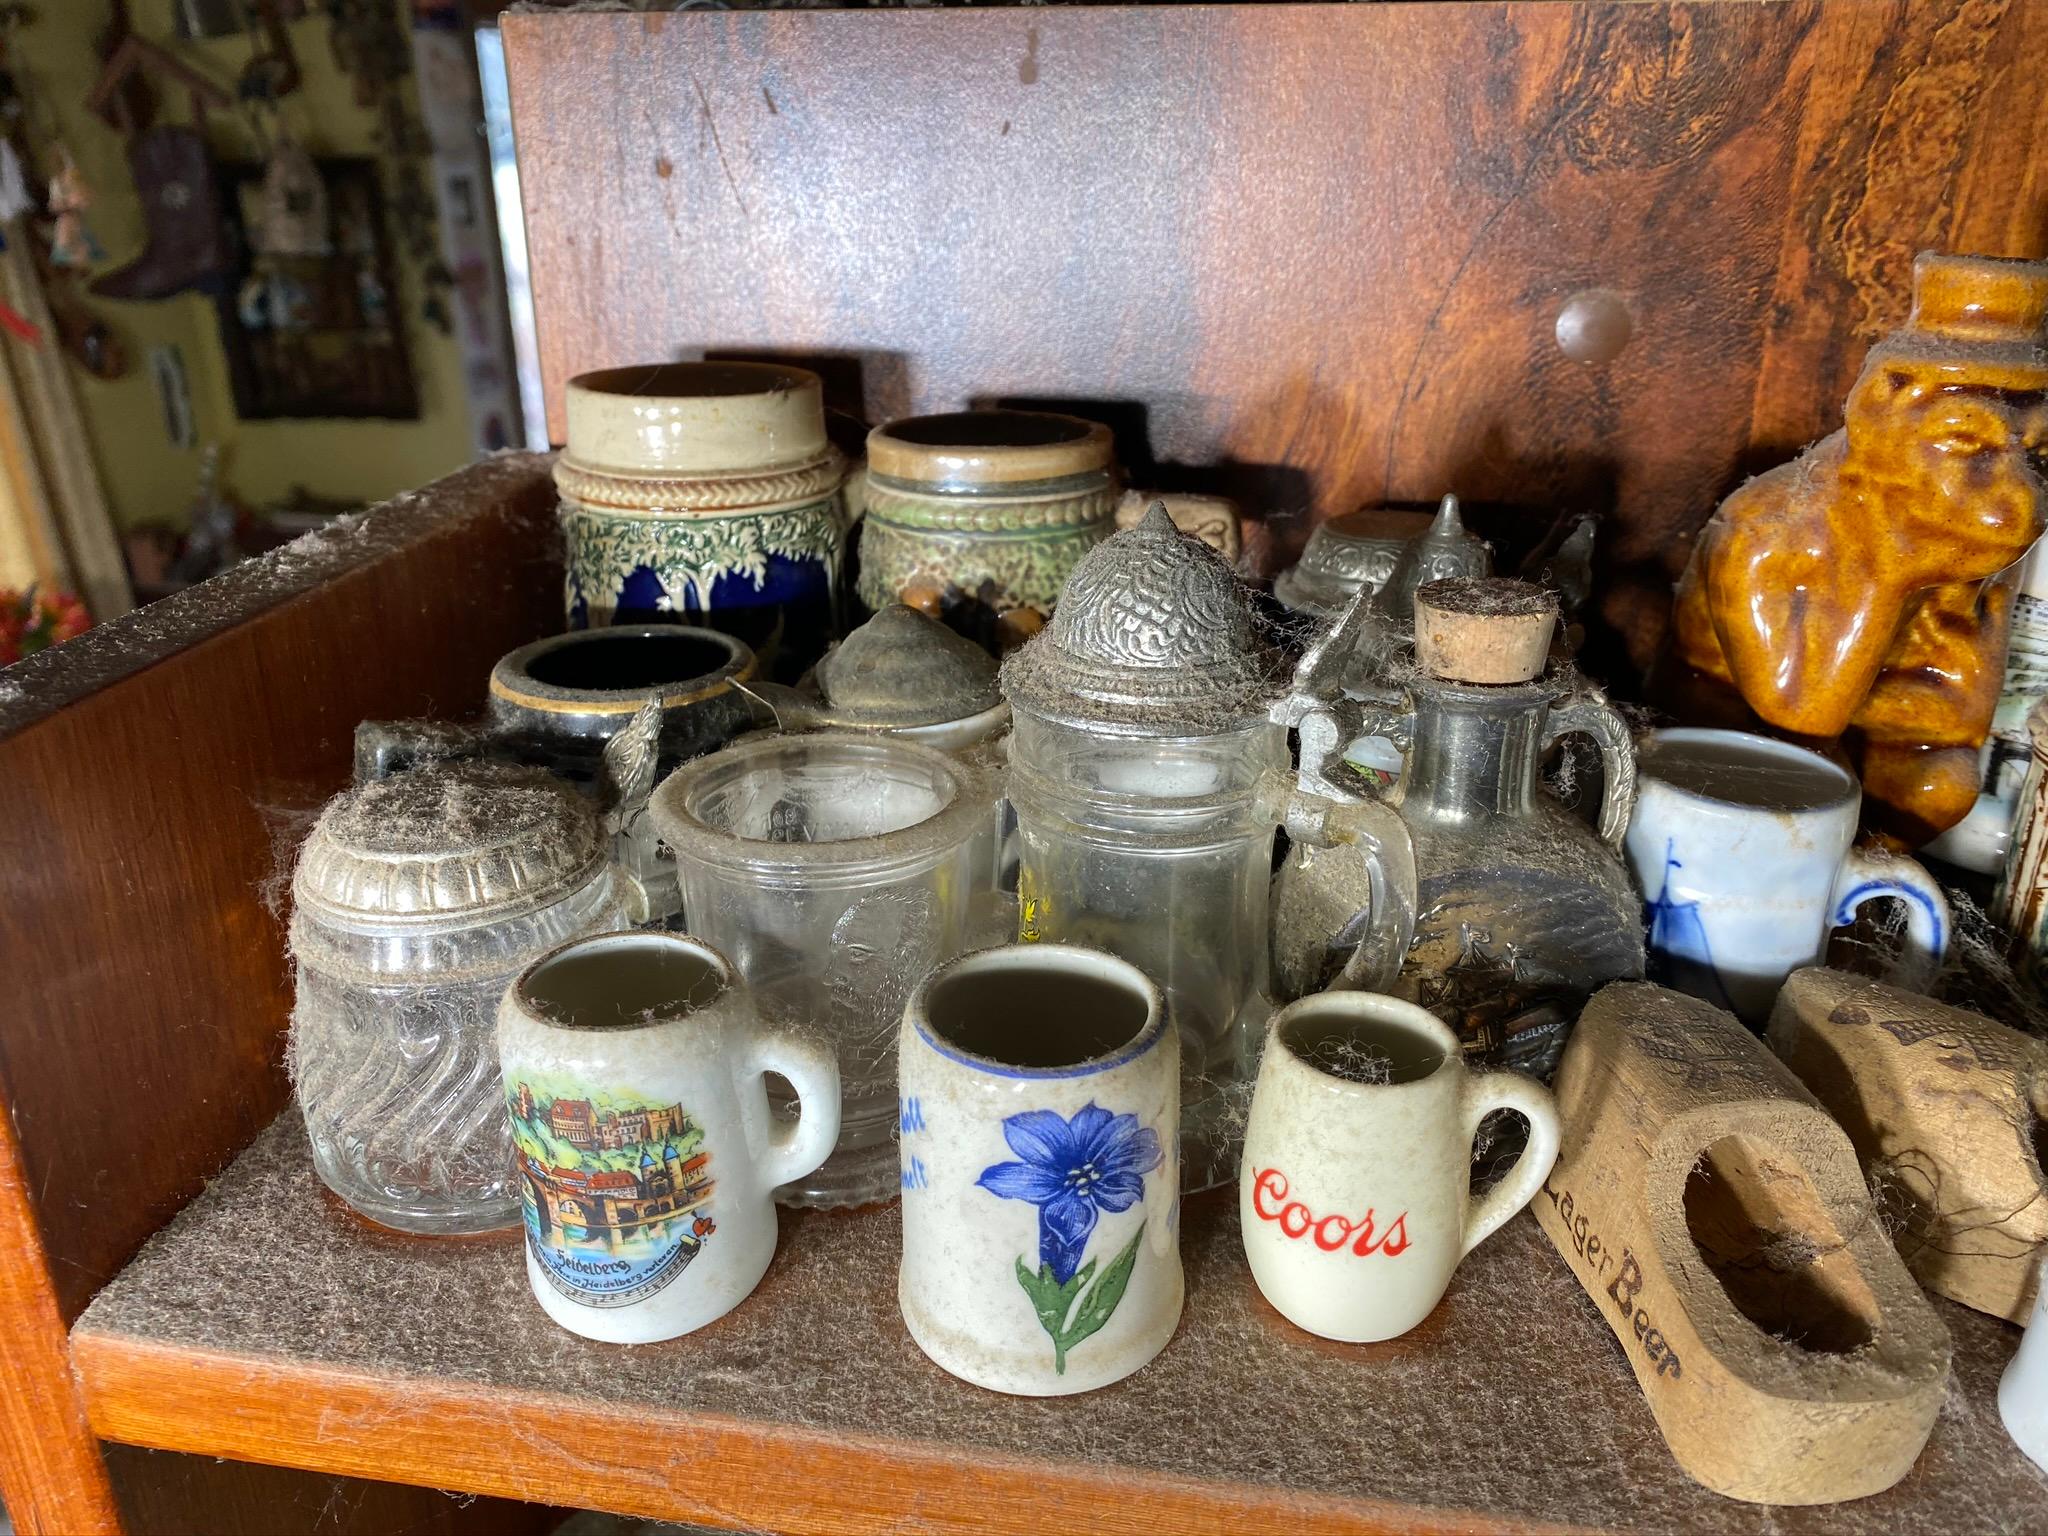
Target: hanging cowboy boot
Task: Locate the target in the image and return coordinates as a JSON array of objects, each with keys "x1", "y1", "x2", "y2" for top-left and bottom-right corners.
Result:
[{"x1": 91, "y1": 126, "x2": 230, "y2": 302}]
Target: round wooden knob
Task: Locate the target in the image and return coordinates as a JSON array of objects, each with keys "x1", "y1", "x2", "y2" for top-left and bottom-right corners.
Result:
[{"x1": 1414, "y1": 577, "x2": 1557, "y2": 684}]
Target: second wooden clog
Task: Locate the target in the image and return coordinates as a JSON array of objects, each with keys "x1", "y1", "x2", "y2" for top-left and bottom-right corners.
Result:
[{"x1": 1767, "y1": 967, "x2": 2048, "y2": 1324}]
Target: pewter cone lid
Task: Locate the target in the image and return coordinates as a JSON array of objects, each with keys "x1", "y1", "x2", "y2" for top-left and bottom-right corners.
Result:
[
  {"x1": 1384, "y1": 494, "x2": 1492, "y2": 624},
  {"x1": 292, "y1": 762, "x2": 606, "y2": 929},
  {"x1": 814, "y1": 604, "x2": 1001, "y2": 727},
  {"x1": 1000, "y1": 501, "x2": 1276, "y2": 734}
]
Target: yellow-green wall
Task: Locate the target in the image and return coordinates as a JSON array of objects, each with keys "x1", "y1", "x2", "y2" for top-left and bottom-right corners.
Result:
[{"x1": 17, "y1": 2, "x2": 476, "y2": 529}]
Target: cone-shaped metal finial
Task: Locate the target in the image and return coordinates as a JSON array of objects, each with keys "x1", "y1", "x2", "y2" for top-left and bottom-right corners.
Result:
[
  {"x1": 999, "y1": 498, "x2": 1274, "y2": 734},
  {"x1": 1382, "y1": 492, "x2": 1491, "y2": 626}
]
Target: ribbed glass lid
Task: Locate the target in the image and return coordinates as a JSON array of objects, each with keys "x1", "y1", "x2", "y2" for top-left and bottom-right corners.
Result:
[{"x1": 292, "y1": 763, "x2": 606, "y2": 929}]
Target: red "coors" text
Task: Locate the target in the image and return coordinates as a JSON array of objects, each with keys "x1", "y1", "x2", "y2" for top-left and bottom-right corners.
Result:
[{"x1": 1250, "y1": 1167, "x2": 1411, "y2": 1256}]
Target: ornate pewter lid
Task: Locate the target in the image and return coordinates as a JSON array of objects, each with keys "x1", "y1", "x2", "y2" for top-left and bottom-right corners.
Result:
[
  {"x1": 1381, "y1": 494, "x2": 1492, "y2": 625},
  {"x1": 1273, "y1": 506, "x2": 1435, "y2": 617},
  {"x1": 292, "y1": 762, "x2": 607, "y2": 930},
  {"x1": 1000, "y1": 502, "x2": 1276, "y2": 734},
  {"x1": 813, "y1": 604, "x2": 1002, "y2": 727}
]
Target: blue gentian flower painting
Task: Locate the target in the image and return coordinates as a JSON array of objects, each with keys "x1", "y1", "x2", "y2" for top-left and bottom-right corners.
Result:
[{"x1": 977, "y1": 1102, "x2": 1162, "y2": 1373}]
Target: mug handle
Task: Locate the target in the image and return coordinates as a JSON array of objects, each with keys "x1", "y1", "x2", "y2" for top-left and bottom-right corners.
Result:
[
  {"x1": 743, "y1": 1025, "x2": 842, "y2": 1190},
  {"x1": 1539, "y1": 690, "x2": 1636, "y2": 850},
  {"x1": 1829, "y1": 846, "x2": 1951, "y2": 993},
  {"x1": 1458, "y1": 1071, "x2": 1562, "y2": 1260},
  {"x1": 1279, "y1": 786, "x2": 1419, "y2": 993}
]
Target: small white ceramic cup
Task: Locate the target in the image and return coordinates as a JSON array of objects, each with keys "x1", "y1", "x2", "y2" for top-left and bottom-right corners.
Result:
[
  {"x1": 1240, "y1": 990, "x2": 1560, "y2": 1343},
  {"x1": 897, "y1": 944, "x2": 1181, "y2": 1395},
  {"x1": 498, "y1": 931, "x2": 839, "y2": 1344},
  {"x1": 1627, "y1": 728, "x2": 1950, "y2": 1026},
  {"x1": 2000, "y1": 1253, "x2": 2048, "y2": 1474}
]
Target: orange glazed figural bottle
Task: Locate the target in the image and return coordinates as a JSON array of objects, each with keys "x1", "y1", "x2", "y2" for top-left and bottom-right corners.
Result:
[{"x1": 1667, "y1": 252, "x2": 2048, "y2": 848}]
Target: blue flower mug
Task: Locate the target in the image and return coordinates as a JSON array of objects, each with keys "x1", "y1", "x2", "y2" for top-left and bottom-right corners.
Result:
[
  {"x1": 897, "y1": 944, "x2": 1181, "y2": 1395},
  {"x1": 1626, "y1": 729, "x2": 1951, "y2": 1026}
]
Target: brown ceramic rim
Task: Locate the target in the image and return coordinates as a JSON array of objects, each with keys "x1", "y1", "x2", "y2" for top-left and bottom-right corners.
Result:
[{"x1": 866, "y1": 411, "x2": 1115, "y2": 487}]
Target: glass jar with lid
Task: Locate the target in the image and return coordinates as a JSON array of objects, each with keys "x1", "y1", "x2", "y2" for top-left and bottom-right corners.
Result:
[
  {"x1": 1000, "y1": 504, "x2": 1416, "y2": 1189},
  {"x1": 288, "y1": 763, "x2": 622, "y2": 1234}
]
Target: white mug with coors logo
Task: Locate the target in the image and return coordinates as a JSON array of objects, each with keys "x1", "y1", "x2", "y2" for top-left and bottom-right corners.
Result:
[
  {"x1": 497, "y1": 931, "x2": 839, "y2": 1343},
  {"x1": 1239, "y1": 990, "x2": 1560, "y2": 1342}
]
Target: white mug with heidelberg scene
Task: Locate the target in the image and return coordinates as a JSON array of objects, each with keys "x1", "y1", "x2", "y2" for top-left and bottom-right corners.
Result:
[{"x1": 497, "y1": 930, "x2": 839, "y2": 1345}]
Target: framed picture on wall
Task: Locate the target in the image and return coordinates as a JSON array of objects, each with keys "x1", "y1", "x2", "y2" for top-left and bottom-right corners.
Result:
[{"x1": 213, "y1": 157, "x2": 420, "y2": 422}]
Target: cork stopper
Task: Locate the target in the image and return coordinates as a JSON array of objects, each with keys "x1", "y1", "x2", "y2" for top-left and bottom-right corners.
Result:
[{"x1": 1414, "y1": 577, "x2": 1558, "y2": 684}]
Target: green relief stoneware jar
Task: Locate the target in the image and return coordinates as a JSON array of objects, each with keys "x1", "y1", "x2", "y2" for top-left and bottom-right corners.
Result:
[{"x1": 856, "y1": 410, "x2": 1118, "y2": 616}]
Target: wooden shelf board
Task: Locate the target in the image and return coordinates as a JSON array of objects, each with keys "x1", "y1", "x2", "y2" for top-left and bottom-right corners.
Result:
[{"x1": 73, "y1": 1120, "x2": 2047, "y2": 1536}]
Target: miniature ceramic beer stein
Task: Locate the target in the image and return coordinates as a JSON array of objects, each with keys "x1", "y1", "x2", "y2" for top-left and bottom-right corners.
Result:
[
  {"x1": 897, "y1": 944, "x2": 1181, "y2": 1395},
  {"x1": 498, "y1": 931, "x2": 839, "y2": 1344},
  {"x1": 555, "y1": 361, "x2": 850, "y2": 671},
  {"x1": 1239, "y1": 990, "x2": 1559, "y2": 1343},
  {"x1": 1628, "y1": 728, "x2": 1950, "y2": 1026},
  {"x1": 857, "y1": 410, "x2": 1119, "y2": 616}
]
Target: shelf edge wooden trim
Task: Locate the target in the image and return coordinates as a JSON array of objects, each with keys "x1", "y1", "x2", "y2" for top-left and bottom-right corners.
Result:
[
  {"x1": 0, "y1": 1103, "x2": 122, "y2": 1535},
  {"x1": 70, "y1": 1331, "x2": 1579, "y2": 1536}
]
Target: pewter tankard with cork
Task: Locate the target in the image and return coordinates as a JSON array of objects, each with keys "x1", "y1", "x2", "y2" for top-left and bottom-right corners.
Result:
[
  {"x1": 1274, "y1": 578, "x2": 1641, "y2": 1075},
  {"x1": 1000, "y1": 504, "x2": 1416, "y2": 1190}
]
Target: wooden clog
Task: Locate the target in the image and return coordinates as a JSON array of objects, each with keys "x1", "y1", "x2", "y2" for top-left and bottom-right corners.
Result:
[
  {"x1": 1536, "y1": 981, "x2": 1951, "y2": 1505},
  {"x1": 1767, "y1": 967, "x2": 2048, "y2": 1324}
]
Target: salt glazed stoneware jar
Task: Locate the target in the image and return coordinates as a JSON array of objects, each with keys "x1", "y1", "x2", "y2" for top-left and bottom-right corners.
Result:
[
  {"x1": 897, "y1": 944, "x2": 1181, "y2": 1395},
  {"x1": 856, "y1": 410, "x2": 1119, "y2": 617},
  {"x1": 498, "y1": 931, "x2": 840, "y2": 1345},
  {"x1": 555, "y1": 361, "x2": 851, "y2": 668}
]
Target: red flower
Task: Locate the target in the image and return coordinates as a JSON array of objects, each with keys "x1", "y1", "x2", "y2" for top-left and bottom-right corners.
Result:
[{"x1": 0, "y1": 587, "x2": 90, "y2": 662}]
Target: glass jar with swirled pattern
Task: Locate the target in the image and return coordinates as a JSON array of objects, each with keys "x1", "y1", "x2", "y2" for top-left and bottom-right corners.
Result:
[{"x1": 288, "y1": 764, "x2": 621, "y2": 1234}]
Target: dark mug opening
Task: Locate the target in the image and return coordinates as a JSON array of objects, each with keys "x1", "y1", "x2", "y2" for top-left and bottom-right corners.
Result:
[
  {"x1": 884, "y1": 411, "x2": 1094, "y2": 450},
  {"x1": 520, "y1": 630, "x2": 735, "y2": 694},
  {"x1": 1278, "y1": 1011, "x2": 1448, "y2": 1087},
  {"x1": 924, "y1": 953, "x2": 1152, "y2": 1071},
  {"x1": 520, "y1": 934, "x2": 729, "y2": 1031}
]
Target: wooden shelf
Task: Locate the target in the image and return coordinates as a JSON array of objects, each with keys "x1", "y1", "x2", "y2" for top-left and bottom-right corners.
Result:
[{"x1": 72, "y1": 1120, "x2": 2047, "y2": 1535}]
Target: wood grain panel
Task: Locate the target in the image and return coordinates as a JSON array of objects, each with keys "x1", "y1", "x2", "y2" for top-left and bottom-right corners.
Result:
[
  {"x1": 79, "y1": 1337, "x2": 1540, "y2": 1536},
  {"x1": 503, "y1": 1, "x2": 2048, "y2": 671},
  {"x1": 0, "y1": 454, "x2": 563, "y2": 1324}
]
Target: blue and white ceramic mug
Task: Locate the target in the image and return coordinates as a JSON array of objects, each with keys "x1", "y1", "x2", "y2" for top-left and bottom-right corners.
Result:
[
  {"x1": 1625, "y1": 728, "x2": 1950, "y2": 1026},
  {"x1": 897, "y1": 944, "x2": 1181, "y2": 1396}
]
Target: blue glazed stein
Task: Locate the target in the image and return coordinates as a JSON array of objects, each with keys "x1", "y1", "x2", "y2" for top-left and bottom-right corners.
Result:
[{"x1": 554, "y1": 362, "x2": 850, "y2": 675}]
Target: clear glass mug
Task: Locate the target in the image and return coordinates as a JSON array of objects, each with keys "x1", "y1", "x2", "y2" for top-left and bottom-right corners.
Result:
[
  {"x1": 1006, "y1": 712, "x2": 1415, "y2": 1190},
  {"x1": 650, "y1": 731, "x2": 986, "y2": 1208}
]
